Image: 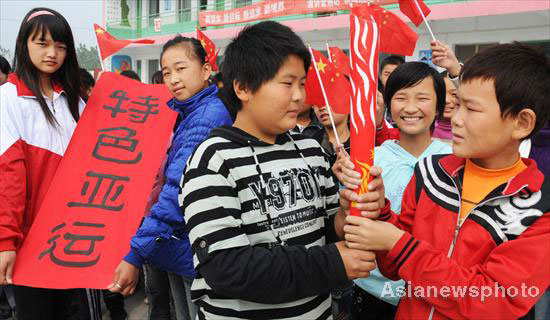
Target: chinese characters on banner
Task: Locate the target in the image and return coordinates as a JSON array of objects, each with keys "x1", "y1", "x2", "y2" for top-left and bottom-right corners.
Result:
[
  {"x1": 12, "y1": 73, "x2": 177, "y2": 289},
  {"x1": 199, "y1": 0, "x2": 398, "y2": 27}
]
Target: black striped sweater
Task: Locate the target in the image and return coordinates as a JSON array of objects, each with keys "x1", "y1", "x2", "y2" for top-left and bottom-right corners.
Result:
[{"x1": 180, "y1": 126, "x2": 348, "y2": 319}]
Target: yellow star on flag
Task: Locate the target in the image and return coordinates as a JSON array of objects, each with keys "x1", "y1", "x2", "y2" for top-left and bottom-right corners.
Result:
[
  {"x1": 316, "y1": 59, "x2": 327, "y2": 73},
  {"x1": 200, "y1": 39, "x2": 206, "y2": 48},
  {"x1": 95, "y1": 28, "x2": 104, "y2": 35}
]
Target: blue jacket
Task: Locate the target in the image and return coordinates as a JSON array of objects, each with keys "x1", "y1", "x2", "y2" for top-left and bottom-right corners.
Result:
[{"x1": 124, "y1": 84, "x2": 233, "y2": 277}]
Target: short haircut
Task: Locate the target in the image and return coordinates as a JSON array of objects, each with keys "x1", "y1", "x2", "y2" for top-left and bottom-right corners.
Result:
[
  {"x1": 151, "y1": 70, "x2": 164, "y2": 84},
  {"x1": 79, "y1": 68, "x2": 95, "y2": 91},
  {"x1": 381, "y1": 55, "x2": 405, "y2": 71},
  {"x1": 384, "y1": 62, "x2": 446, "y2": 127},
  {"x1": 120, "y1": 70, "x2": 141, "y2": 82},
  {"x1": 461, "y1": 42, "x2": 550, "y2": 139},
  {"x1": 160, "y1": 35, "x2": 207, "y2": 66},
  {"x1": 211, "y1": 72, "x2": 223, "y2": 84},
  {"x1": 0, "y1": 55, "x2": 11, "y2": 74},
  {"x1": 221, "y1": 21, "x2": 310, "y2": 113}
]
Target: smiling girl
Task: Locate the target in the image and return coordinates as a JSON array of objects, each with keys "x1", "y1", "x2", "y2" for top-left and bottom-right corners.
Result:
[
  {"x1": 110, "y1": 35, "x2": 232, "y2": 320},
  {"x1": 352, "y1": 62, "x2": 451, "y2": 319}
]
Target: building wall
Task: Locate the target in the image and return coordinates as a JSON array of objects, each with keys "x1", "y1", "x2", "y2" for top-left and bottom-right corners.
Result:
[{"x1": 115, "y1": 7, "x2": 549, "y2": 82}]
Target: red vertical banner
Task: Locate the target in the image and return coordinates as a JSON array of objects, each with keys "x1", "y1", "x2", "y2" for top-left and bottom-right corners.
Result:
[
  {"x1": 12, "y1": 73, "x2": 177, "y2": 289},
  {"x1": 349, "y1": 4, "x2": 380, "y2": 216}
]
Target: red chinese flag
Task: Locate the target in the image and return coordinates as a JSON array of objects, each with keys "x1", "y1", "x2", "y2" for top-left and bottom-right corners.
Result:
[
  {"x1": 12, "y1": 73, "x2": 177, "y2": 289},
  {"x1": 196, "y1": 29, "x2": 219, "y2": 71},
  {"x1": 399, "y1": 0, "x2": 431, "y2": 27},
  {"x1": 94, "y1": 24, "x2": 155, "y2": 61},
  {"x1": 328, "y1": 46, "x2": 351, "y2": 77},
  {"x1": 305, "y1": 49, "x2": 352, "y2": 114},
  {"x1": 354, "y1": 4, "x2": 418, "y2": 56},
  {"x1": 349, "y1": 5, "x2": 381, "y2": 216}
]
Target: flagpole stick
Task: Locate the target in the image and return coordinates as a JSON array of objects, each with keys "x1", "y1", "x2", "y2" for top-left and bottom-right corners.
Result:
[
  {"x1": 308, "y1": 45, "x2": 341, "y2": 147},
  {"x1": 325, "y1": 41, "x2": 332, "y2": 63},
  {"x1": 95, "y1": 37, "x2": 106, "y2": 72},
  {"x1": 414, "y1": 0, "x2": 436, "y2": 42}
]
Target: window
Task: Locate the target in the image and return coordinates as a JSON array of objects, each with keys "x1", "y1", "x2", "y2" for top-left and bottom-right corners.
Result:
[
  {"x1": 234, "y1": 0, "x2": 252, "y2": 8},
  {"x1": 149, "y1": 0, "x2": 160, "y2": 25},
  {"x1": 200, "y1": 0, "x2": 208, "y2": 11},
  {"x1": 178, "y1": 0, "x2": 192, "y2": 21},
  {"x1": 455, "y1": 43, "x2": 498, "y2": 62},
  {"x1": 148, "y1": 59, "x2": 159, "y2": 82},
  {"x1": 136, "y1": 60, "x2": 142, "y2": 81},
  {"x1": 149, "y1": 0, "x2": 160, "y2": 16}
]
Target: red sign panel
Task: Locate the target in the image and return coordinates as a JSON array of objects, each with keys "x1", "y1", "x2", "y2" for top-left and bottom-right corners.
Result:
[{"x1": 12, "y1": 73, "x2": 177, "y2": 289}]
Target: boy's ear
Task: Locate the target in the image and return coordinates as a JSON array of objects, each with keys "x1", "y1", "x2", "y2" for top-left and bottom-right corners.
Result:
[
  {"x1": 512, "y1": 108, "x2": 536, "y2": 140},
  {"x1": 233, "y1": 80, "x2": 250, "y2": 103}
]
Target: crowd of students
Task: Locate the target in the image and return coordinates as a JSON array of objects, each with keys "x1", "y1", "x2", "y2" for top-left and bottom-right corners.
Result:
[{"x1": 0, "y1": 6, "x2": 549, "y2": 320}]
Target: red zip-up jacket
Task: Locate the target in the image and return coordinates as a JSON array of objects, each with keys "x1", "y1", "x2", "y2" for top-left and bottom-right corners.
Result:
[{"x1": 377, "y1": 154, "x2": 550, "y2": 320}]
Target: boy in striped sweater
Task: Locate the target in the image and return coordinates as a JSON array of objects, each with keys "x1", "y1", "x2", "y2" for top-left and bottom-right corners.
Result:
[{"x1": 179, "y1": 21, "x2": 376, "y2": 319}]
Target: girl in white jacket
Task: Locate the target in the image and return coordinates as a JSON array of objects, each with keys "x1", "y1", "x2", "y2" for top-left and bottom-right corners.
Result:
[{"x1": 0, "y1": 7, "x2": 87, "y2": 320}]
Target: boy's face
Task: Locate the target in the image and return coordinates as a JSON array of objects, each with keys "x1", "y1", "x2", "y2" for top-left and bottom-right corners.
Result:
[
  {"x1": 452, "y1": 78, "x2": 520, "y2": 166},
  {"x1": 313, "y1": 105, "x2": 348, "y2": 128},
  {"x1": 380, "y1": 63, "x2": 399, "y2": 86},
  {"x1": 238, "y1": 54, "x2": 306, "y2": 141}
]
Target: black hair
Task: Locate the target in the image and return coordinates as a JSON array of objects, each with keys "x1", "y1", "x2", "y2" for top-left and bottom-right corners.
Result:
[
  {"x1": 380, "y1": 55, "x2": 405, "y2": 72},
  {"x1": 160, "y1": 35, "x2": 207, "y2": 66},
  {"x1": 461, "y1": 42, "x2": 550, "y2": 139},
  {"x1": 0, "y1": 56, "x2": 11, "y2": 75},
  {"x1": 221, "y1": 20, "x2": 310, "y2": 114},
  {"x1": 384, "y1": 62, "x2": 446, "y2": 129},
  {"x1": 79, "y1": 68, "x2": 94, "y2": 89},
  {"x1": 211, "y1": 72, "x2": 223, "y2": 84},
  {"x1": 14, "y1": 7, "x2": 81, "y2": 126},
  {"x1": 151, "y1": 70, "x2": 164, "y2": 84},
  {"x1": 377, "y1": 79, "x2": 384, "y2": 93},
  {"x1": 79, "y1": 68, "x2": 94, "y2": 100},
  {"x1": 120, "y1": 70, "x2": 141, "y2": 82}
]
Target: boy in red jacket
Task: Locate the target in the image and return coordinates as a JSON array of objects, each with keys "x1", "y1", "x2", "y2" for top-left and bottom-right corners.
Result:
[{"x1": 337, "y1": 42, "x2": 550, "y2": 319}]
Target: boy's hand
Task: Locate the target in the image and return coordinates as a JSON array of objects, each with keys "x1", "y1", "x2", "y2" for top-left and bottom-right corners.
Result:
[
  {"x1": 344, "y1": 216, "x2": 404, "y2": 251},
  {"x1": 332, "y1": 146, "x2": 361, "y2": 190},
  {"x1": 335, "y1": 241, "x2": 376, "y2": 279},
  {"x1": 338, "y1": 165, "x2": 386, "y2": 219},
  {"x1": 108, "y1": 260, "x2": 139, "y2": 296},
  {"x1": 0, "y1": 251, "x2": 16, "y2": 285},
  {"x1": 431, "y1": 40, "x2": 461, "y2": 77}
]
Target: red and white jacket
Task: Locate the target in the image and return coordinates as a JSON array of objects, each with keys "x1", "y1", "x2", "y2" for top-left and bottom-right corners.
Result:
[
  {"x1": 0, "y1": 74, "x2": 84, "y2": 251},
  {"x1": 377, "y1": 154, "x2": 550, "y2": 320}
]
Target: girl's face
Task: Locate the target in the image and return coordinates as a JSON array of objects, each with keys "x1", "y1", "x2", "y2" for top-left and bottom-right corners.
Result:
[
  {"x1": 390, "y1": 76, "x2": 437, "y2": 137},
  {"x1": 443, "y1": 77, "x2": 458, "y2": 120},
  {"x1": 27, "y1": 29, "x2": 66, "y2": 76},
  {"x1": 161, "y1": 44, "x2": 211, "y2": 101}
]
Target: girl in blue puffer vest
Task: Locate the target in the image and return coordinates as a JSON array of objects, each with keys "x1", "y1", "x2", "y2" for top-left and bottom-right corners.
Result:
[{"x1": 109, "y1": 35, "x2": 232, "y2": 320}]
